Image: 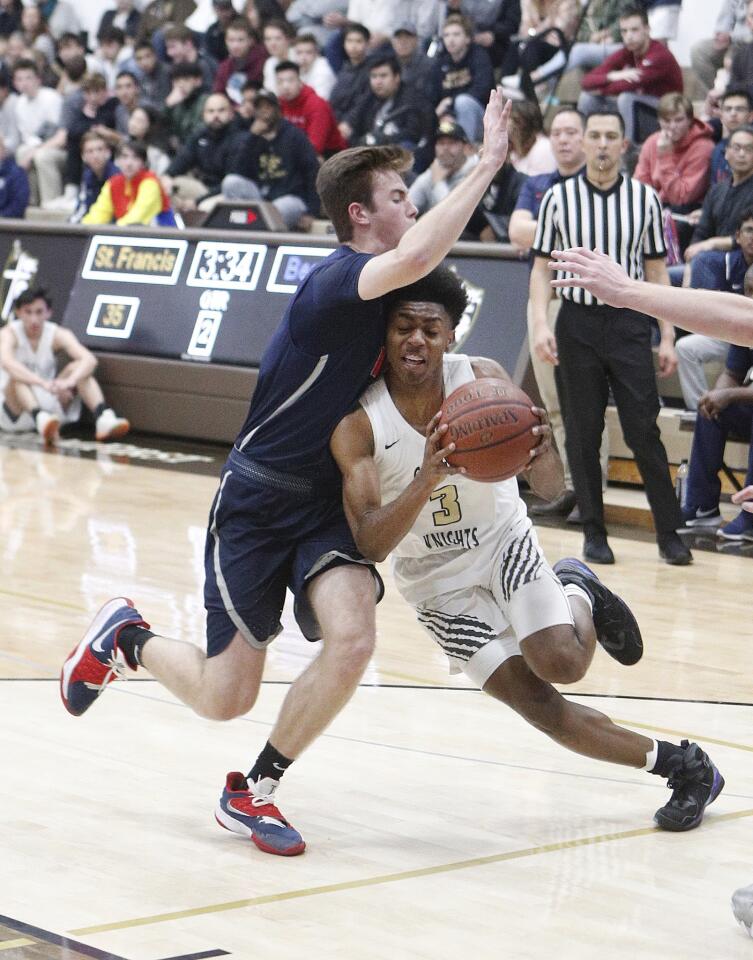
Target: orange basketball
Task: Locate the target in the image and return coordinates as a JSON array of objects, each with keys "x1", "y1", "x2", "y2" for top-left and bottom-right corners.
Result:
[{"x1": 439, "y1": 378, "x2": 541, "y2": 482}]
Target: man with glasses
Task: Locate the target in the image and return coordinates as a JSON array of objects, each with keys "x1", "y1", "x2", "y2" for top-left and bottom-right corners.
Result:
[
  {"x1": 709, "y1": 88, "x2": 753, "y2": 184},
  {"x1": 684, "y1": 125, "x2": 753, "y2": 265}
]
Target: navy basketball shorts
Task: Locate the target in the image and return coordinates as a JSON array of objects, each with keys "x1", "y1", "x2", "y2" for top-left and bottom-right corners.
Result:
[{"x1": 203, "y1": 450, "x2": 383, "y2": 657}]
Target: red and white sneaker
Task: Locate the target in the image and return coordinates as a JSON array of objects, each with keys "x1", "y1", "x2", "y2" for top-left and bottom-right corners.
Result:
[
  {"x1": 215, "y1": 772, "x2": 306, "y2": 856},
  {"x1": 60, "y1": 598, "x2": 150, "y2": 716}
]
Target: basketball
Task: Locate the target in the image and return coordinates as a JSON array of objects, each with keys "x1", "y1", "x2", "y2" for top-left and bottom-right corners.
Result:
[{"x1": 439, "y1": 378, "x2": 541, "y2": 482}]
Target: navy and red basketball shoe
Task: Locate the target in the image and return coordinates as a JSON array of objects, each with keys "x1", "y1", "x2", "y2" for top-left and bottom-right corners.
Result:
[
  {"x1": 60, "y1": 598, "x2": 149, "y2": 716},
  {"x1": 215, "y1": 772, "x2": 306, "y2": 856}
]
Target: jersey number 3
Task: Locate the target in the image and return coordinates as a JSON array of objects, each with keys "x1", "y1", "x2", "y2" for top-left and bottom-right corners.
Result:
[{"x1": 430, "y1": 484, "x2": 462, "y2": 526}]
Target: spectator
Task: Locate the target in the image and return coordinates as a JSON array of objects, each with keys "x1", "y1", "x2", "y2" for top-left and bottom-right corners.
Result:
[
  {"x1": 90, "y1": 27, "x2": 134, "y2": 92},
  {"x1": 162, "y1": 92, "x2": 246, "y2": 210},
  {"x1": 447, "y1": 0, "x2": 520, "y2": 72},
  {"x1": 275, "y1": 59, "x2": 348, "y2": 156},
  {"x1": 236, "y1": 78, "x2": 258, "y2": 121},
  {"x1": 508, "y1": 107, "x2": 595, "y2": 518},
  {"x1": 286, "y1": 0, "x2": 349, "y2": 48},
  {"x1": 12, "y1": 58, "x2": 62, "y2": 202},
  {"x1": 730, "y1": 0, "x2": 753, "y2": 100},
  {"x1": 55, "y1": 50, "x2": 86, "y2": 98},
  {"x1": 0, "y1": 132, "x2": 28, "y2": 216},
  {"x1": 3, "y1": 30, "x2": 32, "y2": 75},
  {"x1": 0, "y1": 286, "x2": 129, "y2": 444},
  {"x1": 70, "y1": 130, "x2": 119, "y2": 223},
  {"x1": 133, "y1": 41, "x2": 172, "y2": 109},
  {"x1": 223, "y1": 88, "x2": 320, "y2": 229},
  {"x1": 164, "y1": 24, "x2": 216, "y2": 92},
  {"x1": 710, "y1": 88, "x2": 753, "y2": 184},
  {"x1": 213, "y1": 17, "x2": 267, "y2": 105},
  {"x1": 342, "y1": 0, "x2": 401, "y2": 52},
  {"x1": 20, "y1": 3, "x2": 55, "y2": 64},
  {"x1": 562, "y1": 0, "x2": 623, "y2": 75},
  {"x1": 138, "y1": 0, "x2": 198, "y2": 47},
  {"x1": 205, "y1": 0, "x2": 237, "y2": 64},
  {"x1": 678, "y1": 286, "x2": 753, "y2": 539},
  {"x1": 578, "y1": 5, "x2": 683, "y2": 143},
  {"x1": 635, "y1": 93, "x2": 714, "y2": 214},
  {"x1": 261, "y1": 18, "x2": 294, "y2": 93},
  {"x1": 390, "y1": 21, "x2": 433, "y2": 101},
  {"x1": 329, "y1": 21, "x2": 370, "y2": 137},
  {"x1": 685, "y1": 125, "x2": 753, "y2": 263},
  {"x1": 691, "y1": 0, "x2": 751, "y2": 98},
  {"x1": 243, "y1": 0, "x2": 287, "y2": 33},
  {"x1": 509, "y1": 99, "x2": 556, "y2": 175},
  {"x1": 431, "y1": 13, "x2": 494, "y2": 145},
  {"x1": 54, "y1": 32, "x2": 97, "y2": 87},
  {"x1": 63, "y1": 72, "x2": 123, "y2": 194},
  {"x1": 97, "y1": 0, "x2": 141, "y2": 44},
  {"x1": 128, "y1": 104, "x2": 170, "y2": 175},
  {"x1": 0, "y1": 0, "x2": 20, "y2": 39},
  {"x1": 347, "y1": 53, "x2": 431, "y2": 155},
  {"x1": 675, "y1": 209, "x2": 753, "y2": 411},
  {"x1": 114, "y1": 70, "x2": 141, "y2": 122},
  {"x1": 409, "y1": 118, "x2": 478, "y2": 217},
  {"x1": 292, "y1": 33, "x2": 336, "y2": 100},
  {"x1": 83, "y1": 139, "x2": 177, "y2": 226},
  {"x1": 0, "y1": 69, "x2": 19, "y2": 154},
  {"x1": 164, "y1": 62, "x2": 207, "y2": 151},
  {"x1": 473, "y1": 160, "x2": 527, "y2": 241},
  {"x1": 500, "y1": 0, "x2": 579, "y2": 95},
  {"x1": 28, "y1": 0, "x2": 79, "y2": 40}
]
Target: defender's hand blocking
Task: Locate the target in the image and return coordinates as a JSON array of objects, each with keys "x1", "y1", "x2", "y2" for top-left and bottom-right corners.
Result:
[
  {"x1": 548, "y1": 248, "x2": 633, "y2": 307},
  {"x1": 480, "y1": 89, "x2": 512, "y2": 171}
]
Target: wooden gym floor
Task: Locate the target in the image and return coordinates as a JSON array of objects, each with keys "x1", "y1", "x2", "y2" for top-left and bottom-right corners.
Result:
[{"x1": 1, "y1": 434, "x2": 752, "y2": 960}]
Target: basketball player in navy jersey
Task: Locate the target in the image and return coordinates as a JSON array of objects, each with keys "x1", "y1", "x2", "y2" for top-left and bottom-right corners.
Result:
[
  {"x1": 60, "y1": 93, "x2": 516, "y2": 857},
  {"x1": 330, "y1": 266, "x2": 724, "y2": 833}
]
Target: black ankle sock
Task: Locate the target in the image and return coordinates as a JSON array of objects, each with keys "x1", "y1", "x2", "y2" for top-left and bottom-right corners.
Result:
[
  {"x1": 248, "y1": 741, "x2": 294, "y2": 784},
  {"x1": 29, "y1": 407, "x2": 41, "y2": 421},
  {"x1": 649, "y1": 740, "x2": 683, "y2": 778},
  {"x1": 93, "y1": 402, "x2": 107, "y2": 419},
  {"x1": 118, "y1": 624, "x2": 155, "y2": 670}
]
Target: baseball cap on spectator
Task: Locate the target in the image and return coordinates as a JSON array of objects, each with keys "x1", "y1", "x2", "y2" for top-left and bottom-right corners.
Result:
[
  {"x1": 393, "y1": 22, "x2": 417, "y2": 36},
  {"x1": 254, "y1": 88, "x2": 279, "y2": 107},
  {"x1": 436, "y1": 119, "x2": 469, "y2": 143}
]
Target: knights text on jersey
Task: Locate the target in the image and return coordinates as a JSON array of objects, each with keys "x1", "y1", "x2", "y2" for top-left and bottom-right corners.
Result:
[
  {"x1": 359, "y1": 353, "x2": 529, "y2": 605},
  {"x1": 234, "y1": 245, "x2": 386, "y2": 481}
]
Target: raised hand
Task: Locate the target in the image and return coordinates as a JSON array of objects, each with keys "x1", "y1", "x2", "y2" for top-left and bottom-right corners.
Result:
[
  {"x1": 548, "y1": 248, "x2": 632, "y2": 307},
  {"x1": 480, "y1": 89, "x2": 512, "y2": 171}
]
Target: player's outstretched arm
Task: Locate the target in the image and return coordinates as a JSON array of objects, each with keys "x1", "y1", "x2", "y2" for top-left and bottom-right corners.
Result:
[
  {"x1": 549, "y1": 248, "x2": 753, "y2": 347},
  {"x1": 358, "y1": 92, "x2": 512, "y2": 301},
  {"x1": 331, "y1": 407, "x2": 462, "y2": 562}
]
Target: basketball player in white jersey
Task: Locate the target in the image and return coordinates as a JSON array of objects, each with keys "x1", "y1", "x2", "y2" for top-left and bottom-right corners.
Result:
[
  {"x1": 0, "y1": 287, "x2": 130, "y2": 444},
  {"x1": 330, "y1": 266, "x2": 724, "y2": 832}
]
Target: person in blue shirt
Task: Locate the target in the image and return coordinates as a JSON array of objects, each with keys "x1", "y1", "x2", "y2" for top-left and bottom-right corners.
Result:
[
  {"x1": 69, "y1": 130, "x2": 119, "y2": 223},
  {"x1": 508, "y1": 107, "x2": 589, "y2": 518},
  {"x1": 677, "y1": 272, "x2": 753, "y2": 541},
  {"x1": 0, "y1": 133, "x2": 29, "y2": 218},
  {"x1": 61, "y1": 92, "x2": 519, "y2": 859},
  {"x1": 676, "y1": 207, "x2": 753, "y2": 410}
]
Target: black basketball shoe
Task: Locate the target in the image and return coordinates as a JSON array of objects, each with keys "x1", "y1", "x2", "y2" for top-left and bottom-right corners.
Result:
[
  {"x1": 553, "y1": 557, "x2": 643, "y2": 665},
  {"x1": 654, "y1": 740, "x2": 724, "y2": 831}
]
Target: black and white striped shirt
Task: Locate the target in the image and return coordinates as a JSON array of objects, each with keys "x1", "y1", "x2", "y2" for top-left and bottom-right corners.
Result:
[{"x1": 531, "y1": 173, "x2": 666, "y2": 306}]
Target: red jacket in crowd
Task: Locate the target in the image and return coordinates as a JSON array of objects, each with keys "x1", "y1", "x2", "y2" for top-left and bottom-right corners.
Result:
[
  {"x1": 634, "y1": 118, "x2": 714, "y2": 208},
  {"x1": 581, "y1": 39, "x2": 683, "y2": 98},
  {"x1": 280, "y1": 84, "x2": 349, "y2": 155},
  {"x1": 213, "y1": 47, "x2": 268, "y2": 98}
]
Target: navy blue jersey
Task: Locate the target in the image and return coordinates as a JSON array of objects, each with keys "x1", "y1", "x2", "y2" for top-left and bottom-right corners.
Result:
[{"x1": 234, "y1": 245, "x2": 385, "y2": 481}]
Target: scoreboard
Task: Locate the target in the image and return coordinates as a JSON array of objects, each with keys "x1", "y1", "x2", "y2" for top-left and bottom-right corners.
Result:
[{"x1": 0, "y1": 226, "x2": 532, "y2": 377}]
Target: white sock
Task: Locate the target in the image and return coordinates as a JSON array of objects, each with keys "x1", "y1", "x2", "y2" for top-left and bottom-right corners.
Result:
[
  {"x1": 564, "y1": 583, "x2": 592, "y2": 613},
  {"x1": 642, "y1": 739, "x2": 659, "y2": 772}
]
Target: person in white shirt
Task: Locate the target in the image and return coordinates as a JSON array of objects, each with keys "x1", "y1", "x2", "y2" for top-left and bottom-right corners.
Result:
[
  {"x1": 292, "y1": 33, "x2": 336, "y2": 100},
  {"x1": 262, "y1": 18, "x2": 295, "y2": 94},
  {"x1": 330, "y1": 265, "x2": 724, "y2": 835},
  {"x1": 0, "y1": 71, "x2": 20, "y2": 155},
  {"x1": 12, "y1": 58, "x2": 63, "y2": 203}
]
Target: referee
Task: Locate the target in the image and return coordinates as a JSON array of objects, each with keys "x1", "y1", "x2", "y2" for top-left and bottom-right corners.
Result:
[{"x1": 529, "y1": 109, "x2": 691, "y2": 566}]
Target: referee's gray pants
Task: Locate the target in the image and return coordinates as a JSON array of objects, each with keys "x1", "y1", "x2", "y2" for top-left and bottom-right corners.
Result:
[{"x1": 555, "y1": 300, "x2": 682, "y2": 538}]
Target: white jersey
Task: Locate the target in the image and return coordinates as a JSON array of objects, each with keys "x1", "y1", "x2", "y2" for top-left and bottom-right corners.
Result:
[
  {"x1": 359, "y1": 354, "x2": 530, "y2": 605},
  {"x1": 1, "y1": 320, "x2": 58, "y2": 386}
]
